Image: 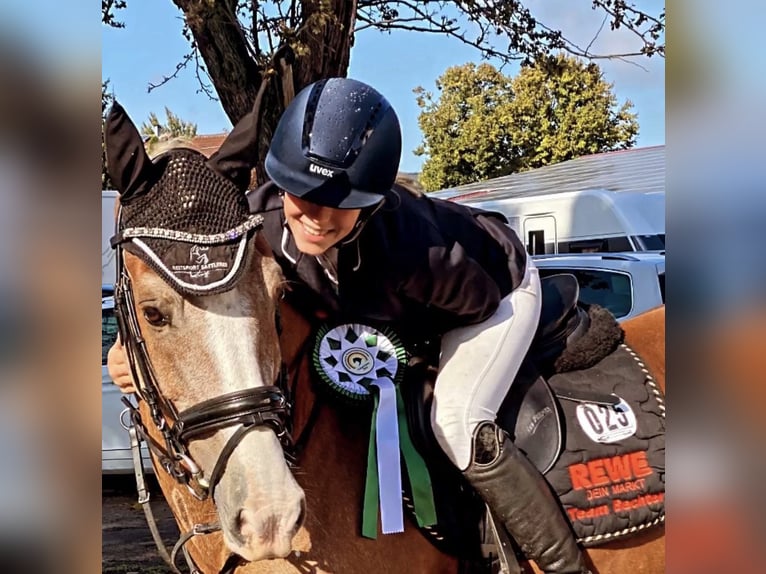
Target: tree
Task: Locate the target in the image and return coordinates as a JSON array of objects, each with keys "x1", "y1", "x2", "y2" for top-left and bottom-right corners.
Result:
[
  {"x1": 414, "y1": 56, "x2": 639, "y2": 191},
  {"x1": 102, "y1": 0, "x2": 127, "y2": 28},
  {"x1": 414, "y1": 63, "x2": 516, "y2": 191},
  {"x1": 140, "y1": 108, "x2": 198, "y2": 154},
  {"x1": 102, "y1": 1, "x2": 663, "y2": 181},
  {"x1": 508, "y1": 55, "x2": 639, "y2": 168}
]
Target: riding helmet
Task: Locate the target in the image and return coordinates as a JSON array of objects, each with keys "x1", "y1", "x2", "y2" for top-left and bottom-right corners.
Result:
[{"x1": 264, "y1": 77, "x2": 402, "y2": 209}]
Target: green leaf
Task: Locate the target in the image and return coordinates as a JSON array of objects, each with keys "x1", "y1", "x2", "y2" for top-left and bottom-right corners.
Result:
[{"x1": 415, "y1": 57, "x2": 639, "y2": 192}]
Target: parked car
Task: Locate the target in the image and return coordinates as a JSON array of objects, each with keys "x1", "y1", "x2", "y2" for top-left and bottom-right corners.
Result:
[
  {"x1": 533, "y1": 252, "x2": 665, "y2": 321},
  {"x1": 102, "y1": 294, "x2": 152, "y2": 473}
]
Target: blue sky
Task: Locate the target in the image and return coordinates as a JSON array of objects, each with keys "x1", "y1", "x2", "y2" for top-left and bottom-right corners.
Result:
[{"x1": 102, "y1": 1, "x2": 665, "y2": 173}]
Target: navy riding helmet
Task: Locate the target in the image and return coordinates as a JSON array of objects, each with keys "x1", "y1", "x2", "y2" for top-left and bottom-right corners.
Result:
[{"x1": 264, "y1": 77, "x2": 402, "y2": 209}]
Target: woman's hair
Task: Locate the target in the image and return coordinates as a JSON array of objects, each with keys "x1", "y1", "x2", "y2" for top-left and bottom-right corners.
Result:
[{"x1": 392, "y1": 178, "x2": 424, "y2": 198}]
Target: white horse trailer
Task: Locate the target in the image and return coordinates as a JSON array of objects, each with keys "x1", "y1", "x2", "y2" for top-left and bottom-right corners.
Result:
[
  {"x1": 102, "y1": 190, "x2": 118, "y2": 285},
  {"x1": 430, "y1": 146, "x2": 665, "y2": 255}
]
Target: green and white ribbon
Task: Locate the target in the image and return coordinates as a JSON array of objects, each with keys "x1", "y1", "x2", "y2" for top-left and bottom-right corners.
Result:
[
  {"x1": 370, "y1": 377, "x2": 403, "y2": 534},
  {"x1": 313, "y1": 323, "x2": 438, "y2": 538}
]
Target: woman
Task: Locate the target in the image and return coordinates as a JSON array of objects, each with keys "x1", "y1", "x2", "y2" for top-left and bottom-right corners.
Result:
[{"x1": 109, "y1": 77, "x2": 589, "y2": 574}]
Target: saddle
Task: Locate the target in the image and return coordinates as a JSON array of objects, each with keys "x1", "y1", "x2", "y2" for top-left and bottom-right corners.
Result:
[
  {"x1": 500, "y1": 274, "x2": 623, "y2": 474},
  {"x1": 400, "y1": 274, "x2": 666, "y2": 563}
]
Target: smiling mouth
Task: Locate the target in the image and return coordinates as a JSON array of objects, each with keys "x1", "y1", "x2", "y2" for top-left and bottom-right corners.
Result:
[{"x1": 301, "y1": 222, "x2": 330, "y2": 237}]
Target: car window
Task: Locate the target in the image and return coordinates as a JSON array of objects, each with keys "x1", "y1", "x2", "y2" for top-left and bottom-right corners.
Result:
[
  {"x1": 102, "y1": 306, "x2": 119, "y2": 366},
  {"x1": 632, "y1": 234, "x2": 665, "y2": 251},
  {"x1": 539, "y1": 268, "x2": 633, "y2": 318},
  {"x1": 658, "y1": 272, "x2": 665, "y2": 304},
  {"x1": 561, "y1": 236, "x2": 634, "y2": 254}
]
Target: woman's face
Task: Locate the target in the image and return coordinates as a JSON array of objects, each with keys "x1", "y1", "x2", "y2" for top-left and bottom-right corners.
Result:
[{"x1": 283, "y1": 192, "x2": 361, "y2": 255}]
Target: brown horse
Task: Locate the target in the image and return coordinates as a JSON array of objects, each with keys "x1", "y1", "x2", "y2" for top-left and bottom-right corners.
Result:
[
  {"x1": 106, "y1": 97, "x2": 664, "y2": 573},
  {"x1": 125, "y1": 231, "x2": 665, "y2": 574}
]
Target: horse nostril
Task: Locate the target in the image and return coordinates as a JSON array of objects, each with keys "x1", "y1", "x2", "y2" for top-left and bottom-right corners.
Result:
[
  {"x1": 230, "y1": 509, "x2": 248, "y2": 546},
  {"x1": 295, "y1": 499, "x2": 307, "y2": 532},
  {"x1": 235, "y1": 509, "x2": 281, "y2": 545},
  {"x1": 231, "y1": 499, "x2": 304, "y2": 548}
]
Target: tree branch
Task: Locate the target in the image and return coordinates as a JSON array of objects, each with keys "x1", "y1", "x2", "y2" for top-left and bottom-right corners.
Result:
[
  {"x1": 355, "y1": 0, "x2": 664, "y2": 63},
  {"x1": 355, "y1": 14, "x2": 459, "y2": 34},
  {"x1": 357, "y1": 0, "x2": 517, "y2": 61},
  {"x1": 585, "y1": 14, "x2": 608, "y2": 56},
  {"x1": 192, "y1": 47, "x2": 218, "y2": 99},
  {"x1": 591, "y1": 0, "x2": 665, "y2": 56},
  {"x1": 147, "y1": 52, "x2": 195, "y2": 92},
  {"x1": 102, "y1": 0, "x2": 127, "y2": 28},
  {"x1": 171, "y1": 0, "x2": 263, "y2": 122}
]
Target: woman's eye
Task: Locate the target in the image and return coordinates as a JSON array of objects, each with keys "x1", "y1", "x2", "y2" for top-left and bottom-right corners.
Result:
[{"x1": 143, "y1": 306, "x2": 169, "y2": 327}]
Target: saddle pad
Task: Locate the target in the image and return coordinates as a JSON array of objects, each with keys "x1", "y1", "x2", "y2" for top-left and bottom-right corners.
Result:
[{"x1": 544, "y1": 343, "x2": 666, "y2": 546}]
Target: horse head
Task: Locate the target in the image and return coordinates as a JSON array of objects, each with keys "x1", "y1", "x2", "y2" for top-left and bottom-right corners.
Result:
[{"x1": 105, "y1": 101, "x2": 305, "y2": 562}]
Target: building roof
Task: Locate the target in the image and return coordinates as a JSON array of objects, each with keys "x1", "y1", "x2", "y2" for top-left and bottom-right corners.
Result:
[
  {"x1": 429, "y1": 145, "x2": 665, "y2": 202},
  {"x1": 191, "y1": 133, "x2": 229, "y2": 157}
]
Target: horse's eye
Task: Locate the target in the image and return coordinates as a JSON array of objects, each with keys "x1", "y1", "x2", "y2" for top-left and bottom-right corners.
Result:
[{"x1": 143, "y1": 306, "x2": 169, "y2": 327}]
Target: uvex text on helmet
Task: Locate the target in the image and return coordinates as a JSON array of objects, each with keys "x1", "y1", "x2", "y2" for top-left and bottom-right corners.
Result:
[{"x1": 264, "y1": 77, "x2": 402, "y2": 209}]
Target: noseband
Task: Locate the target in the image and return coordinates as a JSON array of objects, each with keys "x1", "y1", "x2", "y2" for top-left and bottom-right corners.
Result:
[{"x1": 112, "y1": 225, "x2": 293, "y2": 502}]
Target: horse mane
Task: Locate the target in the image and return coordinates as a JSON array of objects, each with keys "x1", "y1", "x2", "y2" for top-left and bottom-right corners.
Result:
[{"x1": 147, "y1": 136, "x2": 202, "y2": 158}]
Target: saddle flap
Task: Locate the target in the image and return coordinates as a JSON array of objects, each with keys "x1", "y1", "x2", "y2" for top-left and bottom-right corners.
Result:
[{"x1": 498, "y1": 369, "x2": 562, "y2": 474}]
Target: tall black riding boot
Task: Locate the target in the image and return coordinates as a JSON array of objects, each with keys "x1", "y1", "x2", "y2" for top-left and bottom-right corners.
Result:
[{"x1": 463, "y1": 422, "x2": 591, "y2": 574}]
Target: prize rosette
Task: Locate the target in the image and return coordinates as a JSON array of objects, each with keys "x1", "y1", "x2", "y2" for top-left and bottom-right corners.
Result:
[
  {"x1": 312, "y1": 323, "x2": 437, "y2": 538},
  {"x1": 312, "y1": 323, "x2": 406, "y2": 403}
]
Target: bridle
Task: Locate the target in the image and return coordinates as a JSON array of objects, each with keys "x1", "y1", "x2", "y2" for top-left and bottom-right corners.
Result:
[{"x1": 111, "y1": 221, "x2": 295, "y2": 574}]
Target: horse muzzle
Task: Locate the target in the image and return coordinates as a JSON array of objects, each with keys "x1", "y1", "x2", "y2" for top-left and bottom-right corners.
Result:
[{"x1": 221, "y1": 492, "x2": 306, "y2": 561}]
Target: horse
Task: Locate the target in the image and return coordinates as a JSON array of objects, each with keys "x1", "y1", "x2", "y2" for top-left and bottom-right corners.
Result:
[
  {"x1": 105, "y1": 102, "x2": 665, "y2": 574},
  {"x1": 127, "y1": 263, "x2": 665, "y2": 574}
]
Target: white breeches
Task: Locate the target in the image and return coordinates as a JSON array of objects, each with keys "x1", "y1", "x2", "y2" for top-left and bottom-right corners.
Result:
[{"x1": 431, "y1": 260, "x2": 542, "y2": 470}]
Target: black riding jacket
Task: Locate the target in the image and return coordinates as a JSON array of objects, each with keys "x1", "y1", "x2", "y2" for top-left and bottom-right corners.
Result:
[{"x1": 247, "y1": 182, "x2": 528, "y2": 347}]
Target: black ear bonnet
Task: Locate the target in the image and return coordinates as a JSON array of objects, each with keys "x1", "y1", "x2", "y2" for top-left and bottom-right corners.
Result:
[{"x1": 105, "y1": 102, "x2": 263, "y2": 295}]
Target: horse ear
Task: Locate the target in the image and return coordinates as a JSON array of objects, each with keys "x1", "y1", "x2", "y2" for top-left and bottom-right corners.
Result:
[
  {"x1": 104, "y1": 101, "x2": 154, "y2": 200},
  {"x1": 206, "y1": 86, "x2": 267, "y2": 190}
]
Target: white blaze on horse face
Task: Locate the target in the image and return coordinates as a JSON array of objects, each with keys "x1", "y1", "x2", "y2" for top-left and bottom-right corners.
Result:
[
  {"x1": 192, "y1": 287, "x2": 305, "y2": 561},
  {"x1": 201, "y1": 287, "x2": 277, "y2": 396}
]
